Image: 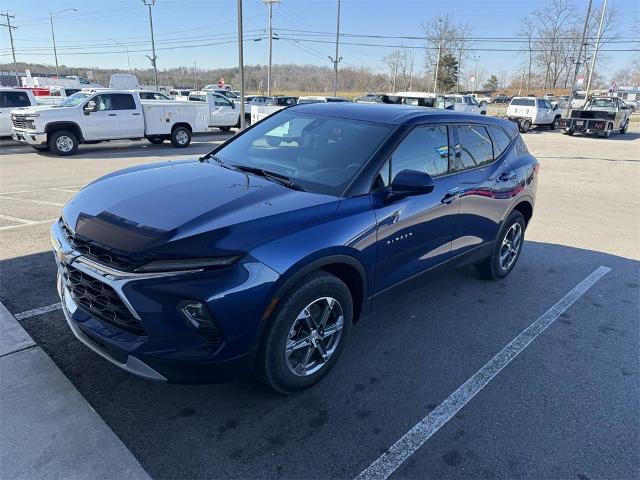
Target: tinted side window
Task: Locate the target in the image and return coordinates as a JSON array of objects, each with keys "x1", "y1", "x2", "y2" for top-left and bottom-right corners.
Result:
[
  {"x1": 139, "y1": 92, "x2": 153, "y2": 99},
  {"x1": 454, "y1": 125, "x2": 493, "y2": 170},
  {"x1": 94, "y1": 95, "x2": 115, "y2": 111},
  {"x1": 489, "y1": 126, "x2": 512, "y2": 158},
  {"x1": 113, "y1": 94, "x2": 136, "y2": 110},
  {"x1": 214, "y1": 95, "x2": 232, "y2": 107},
  {"x1": 3, "y1": 91, "x2": 31, "y2": 107},
  {"x1": 390, "y1": 125, "x2": 450, "y2": 180}
]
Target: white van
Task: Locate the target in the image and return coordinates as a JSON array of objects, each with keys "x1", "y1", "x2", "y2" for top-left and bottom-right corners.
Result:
[{"x1": 108, "y1": 74, "x2": 140, "y2": 90}]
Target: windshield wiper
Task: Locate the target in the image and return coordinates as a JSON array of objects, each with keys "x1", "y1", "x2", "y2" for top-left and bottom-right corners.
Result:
[
  {"x1": 199, "y1": 153, "x2": 238, "y2": 171},
  {"x1": 231, "y1": 164, "x2": 304, "y2": 191}
]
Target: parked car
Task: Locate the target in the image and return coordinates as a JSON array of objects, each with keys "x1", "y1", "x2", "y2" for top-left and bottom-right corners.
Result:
[
  {"x1": 298, "y1": 96, "x2": 351, "y2": 104},
  {"x1": 445, "y1": 94, "x2": 487, "y2": 115},
  {"x1": 0, "y1": 88, "x2": 37, "y2": 136},
  {"x1": 354, "y1": 93, "x2": 384, "y2": 103},
  {"x1": 52, "y1": 103, "x2": 538, "y2": 392},
  {"x1": 265, "y1": 96, "x2": 298, "y2": 106},
  {"x1": 382, "y1": 91, "x2": 450, "y2": 109},
  {"x1": 136, "y1": 90, "x2": 173, "y2": 101},
  {"x1": 558, "y1": 96, "x2": 631, "y2": 137},
  {"x1": 245, "y1": 95, "x2": 271, "y2": 106},
  {"x1": 11, "y1": 89, "x2": 239, "y2": 155},
  {"x1": 169, "y1": 89, "x2": 193, "y2": 101},
  {"x1": 506, "y1": 97, "x2": 562, "y2": 132},
  {"x1": 492, "y1": 95, "x2": 511, "y2": 104}
]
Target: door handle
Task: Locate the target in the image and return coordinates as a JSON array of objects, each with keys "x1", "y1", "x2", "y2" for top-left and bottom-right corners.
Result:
[
  {"x1": 499, "y1": 171, "x2": 517, "y2": 181},
  {"x1": 441, "y1": 187, "x2": 461, "y2": 204},
  {"x1": 108, "y1": 113, "x2": 117, "y2": 117}
]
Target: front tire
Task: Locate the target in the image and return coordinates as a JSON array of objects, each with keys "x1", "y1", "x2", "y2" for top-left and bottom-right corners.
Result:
[
  {"x1": 256, "y1": 271, "x2": 353, "y2": 394},
  {"x1": 550, "y1": 116, "x2": 560, "y2": 130},
  {"x1": 170, "y1": 126, "x2": 191, "y2": 148},
  {"x1": 475, "y1": 210, "x2": 526, "y2": 280},
  {"x1": 48, "y1": 130, "x2": 78, "y2": 156}
]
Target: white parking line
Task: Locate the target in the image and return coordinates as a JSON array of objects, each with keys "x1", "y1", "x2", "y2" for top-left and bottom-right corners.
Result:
[
  {"x1": 0, "y1": 214, "x2": 35, "y2": 225},
  {"x1": 355, "y1": 266, "x2": 611, "y2": 480},
  {"x1": 0, "y1": 195, "x2": 64, "y2": 207},
  {"x1": 14, "y1": 303, "x2": 62, "y2": 321},
  {"x1": 51, "y1": 188, "x2": 80, "y2": 194},
  {"x1": 0, "y1": 219, "x2": 57, "y2": 231}
]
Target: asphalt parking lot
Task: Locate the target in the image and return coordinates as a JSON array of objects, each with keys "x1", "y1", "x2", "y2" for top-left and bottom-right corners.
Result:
[{"x1": 1, "y1": 127, "x2": 639, "y2": 479}]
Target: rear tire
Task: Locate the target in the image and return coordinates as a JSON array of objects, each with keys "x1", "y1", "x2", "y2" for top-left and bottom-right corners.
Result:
[
  {"x1": 48, "y1": 130, "x2": 78, "y2": 156},
  {"x1": 620, "y1": 120, "x2": 628, "y2": 134},
  {"x1": 256, "y1": 271, "x2": 353, "y2": 394},
  {"x1": 475, "y1": 210, "x2": 526, "y2": 281},
  {"x1": 147, "y1": 136, "x2": 165, "y2": 144},
  {"x1": 550, "y1": 116, "x2": 560, "y2": 130},
  {"x1": 170, "y1": 126, "x2": 191, "y2": 148},
  {"x1": 518, "y1": 119, "x2": 531, "y2": 133}
]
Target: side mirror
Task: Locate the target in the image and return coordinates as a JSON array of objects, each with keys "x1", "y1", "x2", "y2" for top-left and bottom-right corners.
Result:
[
  {"x1": 84, "y1": 100, "x2": 97, "y2": 114},
  {"x1": 390, "y1": 169, "x2": 435, "y2": 197}
]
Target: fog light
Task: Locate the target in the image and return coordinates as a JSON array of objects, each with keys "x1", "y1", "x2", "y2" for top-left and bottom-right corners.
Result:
[{"x1": 180, "y1": 301, "x2": 210, "y2": 328}]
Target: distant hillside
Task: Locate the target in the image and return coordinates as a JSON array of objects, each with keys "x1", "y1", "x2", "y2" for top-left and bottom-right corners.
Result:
[{"x1": 0, "y1": 61, "x2": 391, "y2": 94}]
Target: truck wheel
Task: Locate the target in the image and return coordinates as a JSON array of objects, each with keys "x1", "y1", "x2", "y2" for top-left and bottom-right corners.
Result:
[
  {"x1": 620, "y1": 120, "x2": 629, "y2": 134},
  {"x1": 255, "y1": 271, "x2": 353, "y2": 394},
  {"x1": 219, "y1": 126, "x2": 231, "y2": 132},
  {"x1": 518, "y1": 119, "x2": 531, "y2": 133},
  {"x1": 550, "y1": 117, "x2": 560, "y2": 130},
  {"x1": 564, "y1": 128, "x2": 574, "y2": 136},
  {"x1": 170, "y1": 127, "x2": 191, "y2": 148},
  {"x1": 147, "y1": 136, "x2": 165, "y2": 144},
  {"x1": 48, "y1": 130, "x2": 78, "y2": 156}
]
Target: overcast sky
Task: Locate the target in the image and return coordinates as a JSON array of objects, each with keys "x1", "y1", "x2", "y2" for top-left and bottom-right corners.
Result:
[{"x1": 1, "y1": 0, "x2": 639, "y2": 79}]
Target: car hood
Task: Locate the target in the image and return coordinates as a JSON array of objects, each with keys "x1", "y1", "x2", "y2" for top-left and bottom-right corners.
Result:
[
  {"x1": 62, "y1": 160, "x2": 340, "y2": 259},
  {"x1": 12, "y1": 105, "x2": 61, "y2": 115}
]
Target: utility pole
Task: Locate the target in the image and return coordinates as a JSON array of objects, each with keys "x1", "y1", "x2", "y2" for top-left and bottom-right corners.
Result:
[
  {"x1": 471, "y1": 55, "x2": 480, "y2": 94},
  {"x1": 433, "y1": 39, "x2": 442, "y2": 93},
  {"x1": 111, "y1": 38, "x2": 131, "y2": 74},
  {"x1": 328, "y1": 0, "x2": 341, "y2": 96},
  {"x1": 193, "y1": 61, "x2": 198, "y2": 90},
  {"x1": 585, "y1": 0, "x2": 607, "y2": 100},
  {"x1": 237, "y1": 0, "x2": 245, "y2": 130},
  {"x1": 263, "y1": 0, "x2": 279, "y2": 96},
  {"x1": 49, "y1": 9, "x2": 77, "y2": 78},
  {"x1": 566, "y1": 0, "x2": 593, "y2": 115},
  {"x1": 1, "y1": 12, "x2": 19, "y2": 85},
  {"x1": 142, "y1": 0, "x2": 158, "y2": 90}
]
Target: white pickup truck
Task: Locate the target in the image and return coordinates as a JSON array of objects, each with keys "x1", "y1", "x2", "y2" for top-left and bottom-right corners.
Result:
[
  {"x1": 0, "y1": 88, "x2": 37, "y2": 136},
  {"x1": 11, "y1": 89, "x2": 239, "y2": 155}
]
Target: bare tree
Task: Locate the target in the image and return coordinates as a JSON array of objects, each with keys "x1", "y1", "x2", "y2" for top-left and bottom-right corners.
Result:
[{"x1": 382, "y1": 49, "x2": 405, "y2": 91}]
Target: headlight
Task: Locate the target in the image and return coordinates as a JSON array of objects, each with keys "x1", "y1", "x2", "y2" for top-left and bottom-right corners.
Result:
[{"x1": 134, "y1": 256, "x2": 242, "y2": 273}]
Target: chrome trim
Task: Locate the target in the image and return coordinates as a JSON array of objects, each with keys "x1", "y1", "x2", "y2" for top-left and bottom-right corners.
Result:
[
  {"x1": 51, "y1": 221, "x2": 201, "y2": 323},
  {"x1": 59, "y1": 283, "x2": 167, "y2": 382}
]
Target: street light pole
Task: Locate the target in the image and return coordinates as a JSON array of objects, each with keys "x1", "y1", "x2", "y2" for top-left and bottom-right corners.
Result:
[
  {"x1": 111, "y1": 38, "x2": 131, "y2": 74},
  {"x1": 433, "y1": 39, "x2": 442, "y2": 93},
  {"x1": 332, "y1": 0, "x2": 341, "y2": 96},
  {"x1": 472, "y1": 55, "x2": 480, "y2": 94},
  {"x1": 142, "y1": 0, "x2": 158, "y2": 90},
  {"x1": 50, "y1": 8, "x2": 77, "y2": 78}
]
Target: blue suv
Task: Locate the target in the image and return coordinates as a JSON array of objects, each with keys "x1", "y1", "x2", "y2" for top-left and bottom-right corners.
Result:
[{"x1": 52, "y1": 103, "x2": 538, "y2": 393}]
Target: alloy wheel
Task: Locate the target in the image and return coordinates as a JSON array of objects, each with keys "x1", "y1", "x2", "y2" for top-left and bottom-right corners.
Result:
[
  {"x1": 285, "y1": 296, "x2": 344, "y2": 377},
  {"x1": 176, "y1": 130, "x2": 189, "y2": 144},
  {"x1": 56, "y1": 136, "x2": 74, "y2": 152},
  {"x1": 499, "y1": 222, "x2": 522, "y2": 270}
]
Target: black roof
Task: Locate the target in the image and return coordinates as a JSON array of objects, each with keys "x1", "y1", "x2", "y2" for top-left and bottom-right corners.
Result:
[{"x1": 289, "y1": 102, "x2": 515, "y2": 131}]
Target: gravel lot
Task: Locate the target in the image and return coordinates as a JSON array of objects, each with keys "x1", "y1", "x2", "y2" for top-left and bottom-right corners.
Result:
[{"x1": 1, "y1": 126, "x2": 638, "y2": 479}]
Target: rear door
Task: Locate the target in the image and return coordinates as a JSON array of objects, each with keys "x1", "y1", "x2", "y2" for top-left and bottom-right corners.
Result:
[
  {"x1": 113, "y1": 93, "x2": 144, "y2": 137},
  {"x1": 372, "y1": 124, "x2": 460, "y2": 292},
  {"x1": 83, "y1": 94, "x2": 120, "y2": 140},
  {"x1": 451, "y1": 124, "x2": 515, "y2": 257}
]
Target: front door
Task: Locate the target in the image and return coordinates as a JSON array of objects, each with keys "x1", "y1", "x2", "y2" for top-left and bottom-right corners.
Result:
[
  {"x1": 372, "y1": 124, "x2": 460, "y2": 292},
  {"x1": 113, "y1": 93, "x2": 144, "y2": 137},
  {"x1": 83, "y1": 94, "x2": 120, "y2": 140},
  {"x1": 211, "y1": 95, "x2": 237, "y2": 126}
]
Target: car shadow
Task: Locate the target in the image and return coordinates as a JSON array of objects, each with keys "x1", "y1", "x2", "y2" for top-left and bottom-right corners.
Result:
[{"x1": 2, "y1": 241, "x2": 638, "y2": 479}]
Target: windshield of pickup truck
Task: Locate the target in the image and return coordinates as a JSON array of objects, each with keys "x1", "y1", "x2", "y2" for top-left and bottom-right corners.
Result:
[
  {"x1": 54, "y1": 92, "x2": 91, "y2": 107},
  {"x1": 209, "y1": 111, "x2": 392, "y2": 196}
]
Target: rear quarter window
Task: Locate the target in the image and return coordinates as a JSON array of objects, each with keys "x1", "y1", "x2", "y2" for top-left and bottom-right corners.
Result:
[
  {"x1": 510, "y1": 98, "x2": 535, "y2": 107},
  {"x1": 489, "y1": 126, "x2": 512, "y2": 157}
]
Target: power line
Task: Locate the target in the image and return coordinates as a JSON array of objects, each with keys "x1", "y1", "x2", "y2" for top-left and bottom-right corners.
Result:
[{"x1": 0, "y1": 11, "x2": 19, "y2": 84}]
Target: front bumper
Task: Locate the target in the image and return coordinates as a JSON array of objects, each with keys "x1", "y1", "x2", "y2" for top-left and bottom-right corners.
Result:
[
  {"x1": 51, "y1": 220, "x2": 279, "y2": 383},
  {"x1": 12, "y1": 129, "x2": 46, "y2": 146}
]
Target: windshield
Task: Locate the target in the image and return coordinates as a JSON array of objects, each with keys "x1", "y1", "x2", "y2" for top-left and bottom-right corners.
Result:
[
  {"x1": 55, "y1": 92, "x2": 91, "y2": 107},
  {"x1": 210, "y1": 111, "x2": 393, "y2": 196},
  {"x1": 586, "y1": 98, "x2": 615, "y2": 111}
]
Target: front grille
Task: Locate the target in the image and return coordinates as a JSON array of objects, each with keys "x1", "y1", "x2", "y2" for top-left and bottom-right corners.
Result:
[
  {"x1": 11, "y1": 115, "x2": 35, "y2": 130},
  {"x1": 59, "y1": 220, "x2": 136, "y2": 271},
  {"x1": 61, "y1": 262, "x2": 146, "y2": 336}
]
